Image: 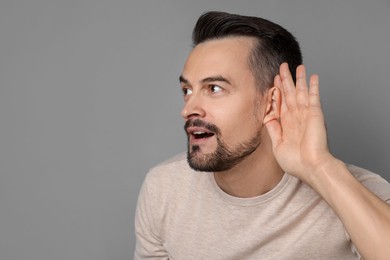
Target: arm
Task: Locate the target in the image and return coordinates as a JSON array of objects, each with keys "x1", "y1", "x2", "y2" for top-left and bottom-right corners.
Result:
[{"x1": 265, "y1": 63, "x2": 390, "y2": 260}]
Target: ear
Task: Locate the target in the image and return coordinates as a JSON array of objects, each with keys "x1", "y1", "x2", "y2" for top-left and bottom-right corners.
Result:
[{"x1": 263, "y1": 87, "x2": 281, "y2": 125}]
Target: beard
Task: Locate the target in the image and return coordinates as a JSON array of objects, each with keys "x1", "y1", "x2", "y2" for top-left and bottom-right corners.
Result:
[{"x1": 185, "y1": 119, "x2": 262, "y2": 172}]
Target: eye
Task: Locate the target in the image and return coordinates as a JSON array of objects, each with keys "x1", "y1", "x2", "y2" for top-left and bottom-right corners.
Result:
[
  {"x1": 182, "y1": 87, "x2": 193, "y2": 96},
  {"x1": 209, "y1": 85, "x2": 223, "y2": 93}
]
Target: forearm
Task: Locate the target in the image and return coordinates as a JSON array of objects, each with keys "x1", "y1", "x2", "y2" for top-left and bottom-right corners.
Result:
[{"x1": 308, "y1": 158, "x2": 390, "y2": 260}]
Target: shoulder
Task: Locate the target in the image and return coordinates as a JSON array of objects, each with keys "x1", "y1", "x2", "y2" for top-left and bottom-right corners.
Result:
[
  {"x1": 346, "y1": 164, "x2": 388, "y2": 186},
  {"x1": 140, "y1": 152, "x2": 203, "y2": 200},
  {"x1": 137, "y1": 153, "x2": 210, "y2": 231},
  {"x1": 347, "y1": 164, "x2": 390, "y2": 202},
  {"x1": 144, "y1": 152, "x2": 192, "y2": 186},
  {"x1": 136, "y1": 153, "x2": 194, "y2": 218},
  {"x1": 150, "y1": 152, "x2": 189, "y2": 174}
]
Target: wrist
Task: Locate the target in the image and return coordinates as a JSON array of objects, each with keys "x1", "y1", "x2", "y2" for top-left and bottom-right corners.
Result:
[{"x1": 306, "y1": 155, "x2": 346, "y2": 192}]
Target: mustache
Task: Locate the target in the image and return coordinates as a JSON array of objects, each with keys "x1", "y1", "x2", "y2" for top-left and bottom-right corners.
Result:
[{"x1": 184, "y1": 119, "x2": 221, "y2": 135}]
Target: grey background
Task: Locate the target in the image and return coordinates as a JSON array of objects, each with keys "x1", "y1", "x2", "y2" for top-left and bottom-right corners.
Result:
[{"x1": 1, "y1": 0, "x2": 389, "y2": 259}]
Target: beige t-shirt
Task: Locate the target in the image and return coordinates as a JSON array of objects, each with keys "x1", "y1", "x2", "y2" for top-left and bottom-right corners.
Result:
[{"x1": 134, "y1": 153, "x2": 390, "y2": 259}]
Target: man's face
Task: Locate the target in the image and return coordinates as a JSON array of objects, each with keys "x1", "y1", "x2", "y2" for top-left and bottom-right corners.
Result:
[{"x1": 180, "y1": 37, "x2": 266, "y2": 172}]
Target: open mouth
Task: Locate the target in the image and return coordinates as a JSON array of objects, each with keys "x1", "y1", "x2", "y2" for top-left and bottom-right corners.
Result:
[
  {"x1": 191, "y1": 131, "x2": 215, "y2": 139},
  {"x1": 185, "y1": 120, "x2": 219, "y2": 143}
]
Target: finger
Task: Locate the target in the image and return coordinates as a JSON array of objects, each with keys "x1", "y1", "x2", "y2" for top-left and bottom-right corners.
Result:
[
  {"x1": 279, "y1": 62, "x2": 296, "y2": 109},
  {"x1": 296, "y1": 65, "x2": 309, "y2": 107},
  {"x1": 309, "y1": 74, "x2": 321, "y2": 108}
]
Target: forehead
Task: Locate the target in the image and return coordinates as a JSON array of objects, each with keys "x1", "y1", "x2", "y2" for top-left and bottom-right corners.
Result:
[{"x1": 182, "y1": 37, "x2": 255, "y2": 82}]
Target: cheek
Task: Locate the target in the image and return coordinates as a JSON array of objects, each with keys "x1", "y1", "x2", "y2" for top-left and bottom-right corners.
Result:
[{"x1": 214, "y1": 101, "x2": 262, "y2": 140}]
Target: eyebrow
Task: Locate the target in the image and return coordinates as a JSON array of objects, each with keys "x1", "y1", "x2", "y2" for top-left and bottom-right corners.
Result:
[
  {"x1": 179, "y1": 75, "x2": 189, "y2": 84},
  {"x1": 179, "y1": 75, "x2": 232, "y2": 85}
]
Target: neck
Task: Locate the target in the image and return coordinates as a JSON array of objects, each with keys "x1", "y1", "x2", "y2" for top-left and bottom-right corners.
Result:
[{"x1": 213, "y1": 131, "x2": 284, "y2": 198}]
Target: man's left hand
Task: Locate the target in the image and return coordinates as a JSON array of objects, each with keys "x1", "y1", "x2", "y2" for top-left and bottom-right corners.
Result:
[{"x1": 265, "y1": 63, "x2": 334, "y2": 182}]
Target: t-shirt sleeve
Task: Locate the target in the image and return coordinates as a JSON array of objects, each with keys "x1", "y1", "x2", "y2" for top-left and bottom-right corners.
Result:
[
  {"x1": 134, "y1": 172, "x2": 169, "y2": 260},
  {"x1": 347, "y1": 164, "x2": 390, "y2": 204}
]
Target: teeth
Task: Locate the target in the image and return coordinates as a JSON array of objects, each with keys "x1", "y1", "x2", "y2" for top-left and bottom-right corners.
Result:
[{"x1": 193, "y1": 131, "x2": 205, "y2": 135}]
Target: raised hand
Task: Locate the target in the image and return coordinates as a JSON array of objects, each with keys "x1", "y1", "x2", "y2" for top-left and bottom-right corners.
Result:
[{"x1": 265, "y1": 63, "x2": 334, "y2": 182}]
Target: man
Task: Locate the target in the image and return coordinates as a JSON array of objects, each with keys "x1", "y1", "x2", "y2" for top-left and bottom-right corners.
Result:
[{"x1": 134, "y1": 11, "x2": 390, "y2": 259}]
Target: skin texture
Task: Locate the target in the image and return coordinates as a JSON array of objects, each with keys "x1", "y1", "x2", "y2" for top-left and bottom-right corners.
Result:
[
  {"x1": 181, "y1": 37, "x2": 263, "y2": 172},
  {"x1": 180, "y1": 36, "x2": 390, "y2": 259},
  {"x1": 181, "y1": 37, "x2": 284, "y2": 197}
]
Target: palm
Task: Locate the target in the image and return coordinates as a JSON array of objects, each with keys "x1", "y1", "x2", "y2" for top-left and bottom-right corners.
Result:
[{"x1": 266, "y1": 63, "x2": 332, "y2": 181}]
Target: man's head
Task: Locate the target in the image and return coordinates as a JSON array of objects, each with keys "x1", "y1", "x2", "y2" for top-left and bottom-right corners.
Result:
[{"x1": 181, "y1": 11, "x2": 302, "y2": 172}]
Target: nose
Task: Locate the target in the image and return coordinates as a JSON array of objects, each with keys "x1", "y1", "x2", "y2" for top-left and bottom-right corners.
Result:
[{"x1": 181, "y1": 93, "x2": 206, "y2": 120}]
